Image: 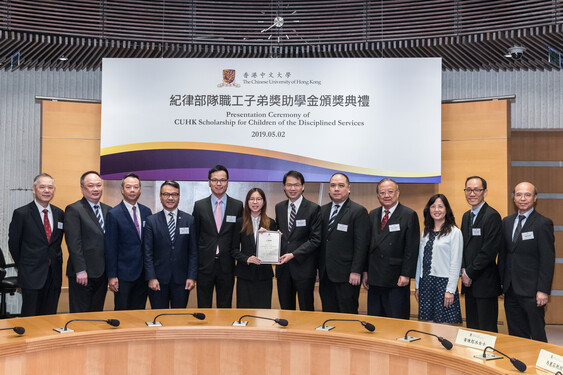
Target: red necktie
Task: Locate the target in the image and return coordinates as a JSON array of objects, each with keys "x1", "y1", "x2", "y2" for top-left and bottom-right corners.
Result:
[
  {"x1": 381, "y1": 210, "x2": 390, "y2": 230},
  {"x1": 43, "y1": 209, "x2": 52, "y2": 242}
]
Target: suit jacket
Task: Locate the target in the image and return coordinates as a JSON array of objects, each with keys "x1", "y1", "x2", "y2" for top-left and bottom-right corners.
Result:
[
  {"x1": 65, "y1": 197, "x2": 111, "y2": 279},
  {"x1": 143, "y1": 210, "x2": 197, "y2": 284},
  {"x1": 192, "y1": 195, "x2": 243, "y2": 276},
  {"x1": 104, "y1": 201, "x2": 152, "y2": 282},
  {"x1": 275, "y1": 197, "x2": 321, "y2": 280},
  {"x1": 230, "y1": 217, "x2": 277, "y2": 281},
  {"x1": 8, "y1": 202, "x2": 64, "y2": 290},
  {"x1": 319, "y1": 199, "x2": 369, "y2": 283},
  {"x1": 460, "y1": 202, "x2": 502, "y2": 298},
  {"x1": 499, "y1": 209, "x2": 555, "y2": 297},
  {"x1": 366, "y1": 203, "x2": 420, "y2": 287}
]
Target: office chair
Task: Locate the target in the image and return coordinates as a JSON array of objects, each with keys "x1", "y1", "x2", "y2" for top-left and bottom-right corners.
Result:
[{"x1": 0, "y1": 249, "x2": 19, "y2": 318}]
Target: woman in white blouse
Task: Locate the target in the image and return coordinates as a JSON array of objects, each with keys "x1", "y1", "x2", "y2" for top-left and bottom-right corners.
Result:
[{"x1": 415, "y1": 194, "x2": 463, "y2": 324}]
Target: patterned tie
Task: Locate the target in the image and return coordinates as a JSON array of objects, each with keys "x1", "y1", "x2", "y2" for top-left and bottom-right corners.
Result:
[
  {"x1": 288, "y1": 203, "x2": 297, "y2": 232},
  {"x1": 380, "y1": 209, "x2": 390, "y2": 230},
  {"x1": 94, "y1": 205, "x2": 105, "y2": 233},
  {"x1": 168, "y1": 212, "x2": 175, "y2": 243},
  {"x1": 214, "y1": 199, "x2": 222, "y2": 255},
  {"x1": 512, "y1": 214, "x2": 526, "y2": 244},
  {"x1": 43, "y1": 209, "x2": 52, "y2": 242},
  {"x1": 328, "y1": 204, "x2": 340, "y2": 231},
  {"x1": 132, "y1": 205, "x2": 141, "y2": 238},
  {"x1": 469, "y1": 211, "x2": 476, "y2": 228}
]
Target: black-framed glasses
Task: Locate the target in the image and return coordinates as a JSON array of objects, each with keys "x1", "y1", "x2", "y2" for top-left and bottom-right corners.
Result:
[{"x1": 464, "y1": 188, "x2": 484, "y2": 194}]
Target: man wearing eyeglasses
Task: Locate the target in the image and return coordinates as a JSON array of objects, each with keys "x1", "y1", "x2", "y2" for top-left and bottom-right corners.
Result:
[
  {"x1": 192, "y1": 165, "x2": 243, "y2": 308},
  {"x1": 499, "y1": 182, "x2": 554, "y2": 342},
  {"x1": 143, "y1": 180, "x2": 197, "y2": 308},
  {"x1": 460, "y1": 176, "x2": 502, "y2": 333}
]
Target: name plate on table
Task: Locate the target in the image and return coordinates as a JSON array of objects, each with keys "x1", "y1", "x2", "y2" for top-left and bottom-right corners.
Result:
[
  {"x1": 256, "y1": 231, "x2": 281, "y2": 264},
  {"x1": 455, "y1": 329, "x2": 497, "y2": 350},
  {"x1": 537, "y1": 349, "x2": 563, "y2": 373}
]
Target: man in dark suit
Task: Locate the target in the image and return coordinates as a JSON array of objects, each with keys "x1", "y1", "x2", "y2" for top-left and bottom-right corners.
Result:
[
  {"x1": 362, "y1": 178, "x2": 420, "y2": 319},
  {"x1": 144, "y1": 181, "x2": 197, "y2": 308},
  {"x1": 105, "y1": 173, "x2": 152, "y2": 310},
  {"x1": 65, "y1": 171, "x2": 111, "y2": 313},
  {"x1": 460, "y1": 176, "x2": 502, "y2": 332},
  {"x1": 499, "y1": 181, "x2": 555, "y2": 342},
  {"x1": 319, "y1": 173, "x2": 369, "y2": 314},
  {"x1": 275, "y1": 170, "x2": 321, "y2": 311},
  {"x1": 8, "y1": 173, "x2": 64, "y2": 316},
  {"x1": 192, "y1": 165, "x2": 243, "y2": 308}
]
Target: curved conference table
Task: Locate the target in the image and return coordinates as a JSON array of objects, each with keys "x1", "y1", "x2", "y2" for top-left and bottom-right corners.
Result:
[{"x1": 0, "y1": 309, "x2": 561, "y2": 374}]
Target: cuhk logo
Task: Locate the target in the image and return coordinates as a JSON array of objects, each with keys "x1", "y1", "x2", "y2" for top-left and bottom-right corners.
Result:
[{"x1": 218, "y1": 69, "x2": 240, "y2": 88}]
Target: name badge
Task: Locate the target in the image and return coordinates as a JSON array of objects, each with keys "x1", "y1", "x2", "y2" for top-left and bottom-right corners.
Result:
[
  {"x1": 57, "y1": 222, "x2": 64, "y2": 230},
  {"x1": 472, "y1": 228, "x2": 481, "y2": 236},
  {"x1": 296, "y1": 219, "x2": 306, "y2": 227},
  {"x1": 455, "y1": 329, "x2": 497, "y2": 351},
  {"x1": 337, "y1": 224, "x2": 348, "y2": 232},
  {"x1": 389, "y1": 224, "x2": 400, "y2": 232},
  {"x1": 226, "y1": 215, "x2": 236, "y2": 223},
  {"x1": 522, "y1": 231, "x2": 534, "y2": 240},
  {"x1": 179, "y1": 227, "x2": 190, "y2": 235}
]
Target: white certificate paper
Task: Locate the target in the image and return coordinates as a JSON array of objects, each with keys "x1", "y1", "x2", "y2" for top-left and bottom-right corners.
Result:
[{"x1": 256, "y1": 231, "x2": 281, "y2": 264}]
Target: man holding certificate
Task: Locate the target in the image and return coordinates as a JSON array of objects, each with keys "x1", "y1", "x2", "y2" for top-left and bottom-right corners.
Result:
[{"x1": 319, "y1": 173, "x2": 370, "y2": 314}]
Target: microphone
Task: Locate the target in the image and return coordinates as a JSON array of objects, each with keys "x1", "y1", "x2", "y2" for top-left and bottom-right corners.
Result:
[
  {"x1": 0, "y1": 326, "x2": 25, "y2": 335},
  {"x1": 232, "y1": 315, "x2": 288, "y2": 327},
  {"x1": 316, "y1": 319, "x2": 375, "y2": 332},
  {"x1": 478, "y1": 346, "x2": 526, "y2": 372},
  {"x1": 146, "y1": 312, "x2": 206, "y2": 327},
  {"x1": 54, "y1": 319, "x2": 121, "y2": 333},
  {"x1": 397, "y1": 329, "x2": 453, "y2": 350}
]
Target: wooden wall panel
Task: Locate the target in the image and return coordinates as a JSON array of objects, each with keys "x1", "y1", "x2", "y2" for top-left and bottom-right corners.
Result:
[
  {"x1": 511, "y1": 167, "x2": 563, "y2": 194},
  {"x1": 511, "y1": 131, "x2": 563, "y2": 160}
]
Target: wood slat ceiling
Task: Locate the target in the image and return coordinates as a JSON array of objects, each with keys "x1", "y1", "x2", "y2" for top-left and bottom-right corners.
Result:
[{"x1": 0, "y1": 0, "x2": 562, "y2": 71}]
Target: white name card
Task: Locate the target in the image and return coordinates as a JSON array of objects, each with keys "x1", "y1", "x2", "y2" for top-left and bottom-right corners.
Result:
[
  {"x1": 455, "y1": 329, "x2": 497, "y2": 351},
  {"x1": 537, "y1": 349, "x2": 563, "y2": 373}
]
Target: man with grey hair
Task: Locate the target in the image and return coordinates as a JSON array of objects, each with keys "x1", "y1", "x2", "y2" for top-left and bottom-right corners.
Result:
[{"x1": 9, "y1": 173, "x2": 65, "y2": 316}]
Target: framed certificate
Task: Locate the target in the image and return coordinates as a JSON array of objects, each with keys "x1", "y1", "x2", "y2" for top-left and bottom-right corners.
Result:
[{"x1": 256, "y1": 231, "x2": 281, "y2": 264}]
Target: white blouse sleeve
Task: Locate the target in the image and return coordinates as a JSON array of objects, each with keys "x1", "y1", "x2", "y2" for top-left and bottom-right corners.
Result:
[
  {"x1": 445, "y1": 228, "x2": 463, "y2": 294},
  {"x1": 415, "y1": 234, "x2": 425, "y2": 289}
]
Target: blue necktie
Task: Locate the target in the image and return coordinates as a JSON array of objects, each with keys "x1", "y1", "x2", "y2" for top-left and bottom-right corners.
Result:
[
  {"x1": 168, "y1": 212, "x2": 176, "y2": 242},
  {"x1": 94, "y1": 205, "x2": 105, "y2": 233}
]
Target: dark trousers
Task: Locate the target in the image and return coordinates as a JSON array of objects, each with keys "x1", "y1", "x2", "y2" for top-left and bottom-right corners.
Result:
[
  {"x1": 319, "y1": 273, "x2": 360, "y2": 314},
  {"x1": 68, "y1": 274, "x2": 108, "y2": 313},
  {"x1": 277, "y1": 271, "x2": 315, "y2": 311},
  {"x1": 21, "y1": 267, "x2": 60, "y2": 317},
  {"x1": 113, "y1": 276, "x2": 148, "y2": 310},
  {"x1": 236, "y1": 277, "x2": 272, "y2": 309},
  {"x1": 367, "y1": 284, "x2": 410, "y2": 319},
  {"x1": 464, "y1": 288, "x2": 498, "y2": 333},
  {"x1": 197, "y1": 259, "x2": 234, "y2": 308},
  {"x1": 504, "y1": 288, "x2": 547, "y2": 342},
  {"x1": 148, "y1": 282, "x2": 189, "y2": 309}
]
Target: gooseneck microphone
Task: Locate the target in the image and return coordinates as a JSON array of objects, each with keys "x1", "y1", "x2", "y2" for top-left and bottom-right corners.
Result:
[
  {"x1": 481, "y1": 346, "x2": 527, "y2": 372},
  {"x1": 54, "y1": 319, "x2": 120, "y2": 333},
  {"x1": 0, "y1": 326, "x2": 25, "y2": 335},
  {"x1": 398, "y1": 329, "x2": 453, "y2": 350},
  {"x1": 232, "y1": 315, "x2": 288, "y2": 327},
  {"x1": 146, "y1": 312, "x2": 206, "y2": 327},
  {"x1": 316, "y1": 319, "x2": 375, "y2": 332}
]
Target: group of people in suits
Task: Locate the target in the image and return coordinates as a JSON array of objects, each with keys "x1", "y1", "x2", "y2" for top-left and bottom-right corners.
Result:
[{"x1": 7, "y1": 168, "x2": 555, "y2": 343}]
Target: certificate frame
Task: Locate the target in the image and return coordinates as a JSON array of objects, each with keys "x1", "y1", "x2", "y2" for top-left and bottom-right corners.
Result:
[{"x1": 256, "y1": 231, "x2": 281, "y2": 264}]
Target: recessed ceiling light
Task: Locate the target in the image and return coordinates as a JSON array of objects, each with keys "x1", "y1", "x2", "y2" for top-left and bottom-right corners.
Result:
[{"x1": 59, "y1": 55, "x2": 68, "y2": 61}]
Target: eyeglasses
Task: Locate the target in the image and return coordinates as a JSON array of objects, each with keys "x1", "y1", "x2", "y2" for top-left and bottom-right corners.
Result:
[
  {"x1": 377, "y1": 190, "x2": 396, "y2": 197},
  {"x1": 248, "y1": 198, "x2": 263, "y2": 202},
  {"x1": 161, "y1": 193, "x2": 179, "y2": 198},
  {"x1": 210, "y1": 179, "x2": 228, "y2": 184},
  {"x1": 515, "y1": 192, "x2": 534, "y2": 198},
  {"x1": 464, "y1": 188, "x2": 484, "y2": 194},
  {"x1": 284, "y1": 183, "x2": 302, "y2": 188}
]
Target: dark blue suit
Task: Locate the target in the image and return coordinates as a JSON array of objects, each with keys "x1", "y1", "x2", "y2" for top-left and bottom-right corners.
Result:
[
  {"x1": 104, "y1": 201, "x2": 152, "y2": 310},
  {"x1": 143, "y1": 210, "x2": 197, "y2": 309}
]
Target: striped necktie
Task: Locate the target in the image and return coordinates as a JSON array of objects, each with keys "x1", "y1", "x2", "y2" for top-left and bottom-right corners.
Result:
[
  {"x1": 288, "y1": 203, "x2": 296, "y2": 232},
  {"x1": 168, "y1": 212, "x2": 176, "y2": 243},
  {"x1": 328, "y1": 204, "x2": 340, "y2": 231},
  {"x1": 512, "y1": 214, "x2": 525, "y2": 244},
  {"x1": 94, "y1": 205, "x2": 105, "y2": 233}
]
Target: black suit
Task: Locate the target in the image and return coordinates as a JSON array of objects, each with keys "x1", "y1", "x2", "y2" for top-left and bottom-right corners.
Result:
[
  {"x1": 460, "y1": 202, "x2": 502, "y2": 332},
  {"x1": 192, "y1": 195, "x2": 243, "y2": 308},
  {"x1": 275, "y1": 197, "x2": 321, "y2": 311},
  {"x1": 499, "y1": 209, "x2": 555, "y2": 342},
  {"x1": 8, "y1": 202, "x2": 64, "y2": 316},
  {"x1": 319, "y1": 199, "x2": 369, "y2": 314},
  {"x1": 366, "y1": 203, "x2": 420, "y2": 319},
  {"x1": 65, "y1": 197, "x2": 111, "y2": 313},
  {"x1": 231, "y1": 217, "x2": 277, "y2": 308}
]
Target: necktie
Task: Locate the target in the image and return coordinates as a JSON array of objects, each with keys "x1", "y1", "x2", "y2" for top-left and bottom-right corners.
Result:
[
  {"x1": 512, "y1": 214, "x2": 526, "y2": 244},
  {"x1": 381, "y1": 209, "x2": 390, "y2": 230},
  {"x1": 469, "y1": 211, "x2": 476, "y2": 228},
  {"x1": 328, "y1": 204, "x2": 340, "y2": 231},
  {"x1": 43, "y1": 209, "x2": 52, "y2": 242},
  {"x1": 132, "y1": 206, "x2": 141, "y2": 238},
  {"x1": 94, "y1": 205, "x2": 105, "y2": 232},
  {"x1": 214, "y1": 199, "x2": 222, "y2": 255},
  {"x1": 288, "y1": 203, "x2": 296, "y2": 232},
  {"x1": 168, "y1": 212, "x2": 175, "y2": 243}
]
